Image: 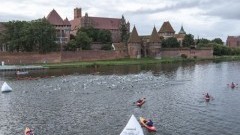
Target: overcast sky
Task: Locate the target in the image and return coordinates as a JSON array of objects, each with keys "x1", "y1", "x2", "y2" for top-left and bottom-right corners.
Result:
[{"x1": 1, "y1": 0, "x2": 240, "y2": 41}]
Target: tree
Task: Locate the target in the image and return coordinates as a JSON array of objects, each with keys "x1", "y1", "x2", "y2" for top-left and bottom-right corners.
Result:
[
  {"x1": 162, "y1": 37, "x2": 180, "y2": 48},
  {"x1": 98, "y1": 30, "x2": 112, "y2": 43},
  {"x1": 212, "y1": 38, "x2": 223, "y2": 45},
  {"x1": 75, "y1": 31, "x2": 92, "y2": 50},
  {"x1": 1, "y1": 19, "x2": 57, "y2": 53},
  {"x1": 182, "y1": 34, "x2": 194, "y2": 47}
]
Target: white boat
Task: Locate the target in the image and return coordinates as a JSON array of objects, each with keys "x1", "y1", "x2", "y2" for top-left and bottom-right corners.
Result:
[
  {"x1": 16, "y1": 71, "x2": 29, "y2": 75},
  {"x1": 1, "y1": 82, "x2": 12, "y2": 92},
  {"x1": 120, "y1": 114, "x2": 144, "y2": 135}
]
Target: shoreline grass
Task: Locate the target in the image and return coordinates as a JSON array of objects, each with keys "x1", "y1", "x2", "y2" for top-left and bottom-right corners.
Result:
[{"x1": 42, "y1": 55, "x2": 240, "y2": 69}]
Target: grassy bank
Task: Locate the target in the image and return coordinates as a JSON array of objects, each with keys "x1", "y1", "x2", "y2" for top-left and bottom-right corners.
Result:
[{"x1": 42, "y1": 56, "x2": 240, "y2": 69}]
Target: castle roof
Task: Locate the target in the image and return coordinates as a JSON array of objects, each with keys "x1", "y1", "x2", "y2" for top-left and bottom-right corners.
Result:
[
  {"x1": 46, "y1": 9, "x2": 64, "y2": 26},
  {"x1": 82, "y1": 16, "x2": 121, "y2": 30},
  {"x1": 149, "y1": 26, "x2": 161, "y2": 42},
  {"x1": 128, "y1": 26, "x2": 141, "y2": 43},
  {"x1": 179, "y1": 25, "x2": 186, "y2": 34},
  {"x1": 158, "y1": 21, "x2": 175, "y2": 33},
  {"x1": 63, "y1": 17, "x2": 71, "y2": 26}
]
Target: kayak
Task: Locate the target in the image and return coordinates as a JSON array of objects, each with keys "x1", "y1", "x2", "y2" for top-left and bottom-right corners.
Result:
[
  {"x1": 16, "y1": 71, "x2": 28, "y2": 75},
  {"x1": 231, "y1": 85, "x2": 235, "y2": 88},
  {"x1": 139, "y1": 117, "x2": 156, "y2": 132},
  {"x1": 24, "y1": 127, "x2": 34, "y2": 135},
  {"x1": 136, "y1": 100, "x2": 145, "y2": 107},
  {"x1": 120, "y1": 114, "x2": 144, "y2": 135}
]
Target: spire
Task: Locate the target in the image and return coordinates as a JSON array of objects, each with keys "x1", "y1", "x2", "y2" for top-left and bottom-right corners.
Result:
[
  {"x1": 149, "y1": 26, "x2": 161, "y2": 42},
  {"x1": 128, "y1": 25, "x2": 141, "y2": 43},
  {"x1": 179, "y1": 25, "x2": 186, "y2": 34}
]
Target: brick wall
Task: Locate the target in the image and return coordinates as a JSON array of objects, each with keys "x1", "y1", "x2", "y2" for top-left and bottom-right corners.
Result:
[
  {"x1": 61, "y1": 50, "x2": 128, "y2": 62},
  {"x1": 0, "y1": 52, "x2": 61, "y2": 65},
  {"x1": 0, "y1": 48, "x2": 212, "y2": 65},
  {"x1": 160, "y1": 48, "x2": 213, "y2": 58}
]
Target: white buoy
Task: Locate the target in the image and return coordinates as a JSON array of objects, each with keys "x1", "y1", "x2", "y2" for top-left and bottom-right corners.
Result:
[{"x1": 1, "y1": 82, "x2": 12, "y2": 92}]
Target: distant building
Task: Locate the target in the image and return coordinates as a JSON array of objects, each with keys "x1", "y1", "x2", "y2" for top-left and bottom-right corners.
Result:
[
  {"x1": 46, "y1": 9, "x2": 71, "y2": 45},
  {"x1": 70, "y1": 8, "x2": 130, "y2": 43},
  {"x1": 226, "y1": 36, "x2": 240, "y2": 48}
]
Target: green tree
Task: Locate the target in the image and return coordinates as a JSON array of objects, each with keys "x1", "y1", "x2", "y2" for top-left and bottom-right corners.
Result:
[
  {"x1": 1, "y1": 19, "x2": 57, "y2": 53},
  {"x1": 212, "y1": 38, "x2": 223, "y2": 45},
  {"x1": 162, "y1": 37, "x2": 180, "y2": 48},
  {"x1": 182, "y1": 34, "x2": 194, "y2": 47},
  {"x1": 98, "y1": 30, "x2": 112, "y2": 43},
  {"x1": 75, "y1": 31, "x2": 92, "y2": 50}
]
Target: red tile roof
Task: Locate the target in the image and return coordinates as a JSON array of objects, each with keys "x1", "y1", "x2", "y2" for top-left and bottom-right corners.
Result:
[
  {"x1": 159, "y1": 21, "x2": 175, "y2": 33},
  {"x1": 82, "y1": 16, "x2": 121, "y2": 30},
  {"x1": 128, "y1": 26, "x2": 141, "y2": 43},
  {"x1": 63, "y1": 18, "x2": 71, "y2": 26},
  {"x1": 46, "y1": 9, "x2": 64, "y2": 26},
  {"x1": 149, "y1": 26, "x2": 161, "y2": 42}
]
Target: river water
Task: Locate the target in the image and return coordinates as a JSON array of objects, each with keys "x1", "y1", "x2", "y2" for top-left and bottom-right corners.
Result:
[{"x1": 1, "y1": 61, "x2": 240, "y2": 135}]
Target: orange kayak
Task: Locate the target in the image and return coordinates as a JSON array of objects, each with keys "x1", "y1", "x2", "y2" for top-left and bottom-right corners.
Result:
[{"x1": 139, "y1": 117, "x2": 156, "y2": 132}]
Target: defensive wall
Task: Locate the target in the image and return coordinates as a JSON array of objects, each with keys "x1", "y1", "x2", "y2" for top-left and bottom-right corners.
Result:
[{"x1": 0, "y1": 48, "x2": 212, "y2": 65}]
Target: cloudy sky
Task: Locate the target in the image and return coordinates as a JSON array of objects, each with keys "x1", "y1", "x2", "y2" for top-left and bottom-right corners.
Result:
[{"x1": 1, "y1": 0, "x2": 240, "y2": 41}]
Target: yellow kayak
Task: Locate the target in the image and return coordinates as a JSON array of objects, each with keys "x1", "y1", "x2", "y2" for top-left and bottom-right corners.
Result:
[{"x1": 139, "y1": 117, "x2": 157, "y2": 132}]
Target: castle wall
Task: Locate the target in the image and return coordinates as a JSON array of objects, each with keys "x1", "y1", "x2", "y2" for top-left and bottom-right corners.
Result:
[
  {"x1": 0, "y1": 51, "x2": 128, "y2": 65},
  {"x1": 160, "y1": 48, "x2": 213, "y2": 58}
]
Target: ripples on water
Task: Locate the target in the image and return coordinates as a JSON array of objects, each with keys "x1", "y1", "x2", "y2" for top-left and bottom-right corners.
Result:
[{"x1": 1, "y1": 62, "x2": 240, "y2": 135}]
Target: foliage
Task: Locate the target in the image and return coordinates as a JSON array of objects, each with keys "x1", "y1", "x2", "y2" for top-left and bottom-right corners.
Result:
[
  {"x1": 65, "y1": 40, "x2": 77, "y2": 51},
  {"x1": 120, "y1": 17, "x2": 129, "y2": 43},
  {"x1": 182, "y1": 34, "x2": 195, "y2": 47},
  {"x1": 212, "y1": 38, "x2": 223, "y2": 45},
  {"x1": 181, "y1": 54, "x2": 188, "y2": 59},
  {"x1": 75, "y1": 31, "x2": 92, "y2": 50},
  {"x1": 0, "y1": 19, "x2": 57, "y2": 53},
  {"x1": 213, "y1": 43, "x2": 240, "y2": 56},
  {"x1": 66, "y1": 27, "x2": 112, "y2": 51},
  {"x1": 162, "y1": 37, "x2": 180, "y2": 48}
]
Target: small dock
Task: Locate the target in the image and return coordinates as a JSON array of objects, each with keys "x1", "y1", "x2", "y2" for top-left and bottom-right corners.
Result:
[{"x1": 0, "y1": 65, "x2": 47, "y2": 71}]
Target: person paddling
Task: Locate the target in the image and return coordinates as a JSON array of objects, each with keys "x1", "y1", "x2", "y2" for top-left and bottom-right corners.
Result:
[
  {"x1": 206, "y1": 93, "x2": 210, "y2": 99},
  {"x1": 137, "y1": 98, "x2": 146, "y2": 103},
  {"x1": 144, "y1": 119, "x2": 154, "y2": 127}
]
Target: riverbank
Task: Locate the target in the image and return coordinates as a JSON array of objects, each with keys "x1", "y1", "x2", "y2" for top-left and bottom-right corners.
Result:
[{"x1": 42, "y1": 56, "x2": 240, "y2": 69}]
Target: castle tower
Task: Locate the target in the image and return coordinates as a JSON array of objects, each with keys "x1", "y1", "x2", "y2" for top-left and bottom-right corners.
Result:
[
  {"x1": 128, "y1": 26, "x2": 142, "y2": 58},
  {"x1": 74, "y1": 8, "x2": 82, "y2": 19},
  {"x1": 148, "y1": 26, "x2": 161, "y2": 57},
  {"x1": 176, "y1": 25, "x2": 186, "y2": 47}
]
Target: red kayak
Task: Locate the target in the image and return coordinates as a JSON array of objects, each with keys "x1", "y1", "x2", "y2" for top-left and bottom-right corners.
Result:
[
  {"x1": 136, "y1": 99, "x2": 145, "y2": 107},
  {"x1": 139, "y1": 117, "x2": 157, "y2": 132}
]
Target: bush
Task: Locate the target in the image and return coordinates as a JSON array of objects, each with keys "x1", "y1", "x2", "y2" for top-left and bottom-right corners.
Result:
[{"x1": 181, "y1": 54, "x2": 188, "y2": 59}]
